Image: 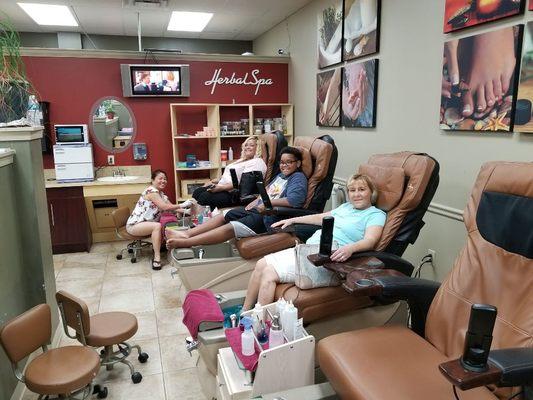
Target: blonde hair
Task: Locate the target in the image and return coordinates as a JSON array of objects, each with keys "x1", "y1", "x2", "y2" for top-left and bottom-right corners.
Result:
[
  {"x1": 239, "y1": 136, "x2": 262, "y2": 161},
  {"x1": 347, "y1": 173, "x2": 378, "y2": 205}
]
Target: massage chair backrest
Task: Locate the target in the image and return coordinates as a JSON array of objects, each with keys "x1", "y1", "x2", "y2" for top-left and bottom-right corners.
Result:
[
  {"x1": 293, "y1": 135, "x2": 338, "y2": 212},
  {"x1": 424, "y1": 161, "x2": 533, "y2": 400},
  {"x1": 359, "y1": 152, "x2": 439, "y2": 254},
  {"x1": 261, "y1": 131, "x2": 288, "y2": 184}
]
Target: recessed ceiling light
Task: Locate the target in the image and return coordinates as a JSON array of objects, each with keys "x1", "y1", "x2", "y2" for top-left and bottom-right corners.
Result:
[
  {"x1": 18, "y1": 3, "x2": 78, "y2": 26},
  {"x1": 167, "y1": 11, "x2": 213, "y2": 32}
]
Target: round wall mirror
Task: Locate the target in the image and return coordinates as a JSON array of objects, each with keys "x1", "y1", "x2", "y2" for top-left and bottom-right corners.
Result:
[{"x1": 89, "y1": 97, "x2": 136, "y2": 153}]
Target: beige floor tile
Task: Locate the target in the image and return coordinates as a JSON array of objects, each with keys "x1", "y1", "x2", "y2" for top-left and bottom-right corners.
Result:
[
  {"x1": 100, "y1": 372, "x2": 165, "y2": 400},
  {"x1": 101, "y1": 274, "x2": 153, "y2": 295},
  {"x1": 53, "y1": 253, "x2": 67, "y2": 263},
  {"x1": 151, "y1": 268, "x2": 182, "y2": 289},
  {"x1": 90, "y1": 242, "x2": 117, "y2": 254},
  {"x1": 159, "y1": 334, "x2": 198, "y2": 373},
  {"x1": 21, "y1": 390, "x2": 39, "y2": 400},
  {"x1": 99, "y1": 290, "x2": 155, "y2": 314},
  {"x1": 164, "y1": 368, "x2": 206, "y2": 400},
  {"x1": 154, "y1": 286, "x2": 182, "y2": 309},
  {"x1": 132, "y1": 311, "x2": 158, "y2": 341},
  {"x1": 95, "y1": 338, "x2": 162, "y2": 383},
  {"x1": 105, "y1": 260, "x2": 152, "y2": 277},
  {"x1": 63, "y1": 252, "x2": 108, "y2": 268},
  {"x1": 56, "y1": 278, "x2": 103, "y2": 299},
  {"x1": 56, "y1": 265, "x2": 106, "y2": 282},
  {"x1": 156, "y1": 308, "x2": 188, "y2": 337}
]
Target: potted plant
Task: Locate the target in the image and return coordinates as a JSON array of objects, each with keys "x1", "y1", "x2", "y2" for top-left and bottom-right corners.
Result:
[
  {"x1": 0, "y1": 18, "x2": 35, "y2": 124},
  {"x1": 105, "y1": 102, "x2": 115, "y2": 119}
]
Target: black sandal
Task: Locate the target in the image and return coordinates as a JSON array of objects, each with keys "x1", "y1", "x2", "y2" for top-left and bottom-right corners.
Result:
[{"x1": 152, "y1": 258, "x2": 162, "y2": 270}]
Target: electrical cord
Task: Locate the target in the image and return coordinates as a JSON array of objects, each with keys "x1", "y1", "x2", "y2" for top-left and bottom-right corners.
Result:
[
  {"x1": 507, "y1": 391, "x2": 524, "y2": 400},
  {"x1": 413, "y1": 254, "x2": 433, "y2": 278},
  {"x1": 453, "y1": 385, "x2": 461, "y2": 400}
]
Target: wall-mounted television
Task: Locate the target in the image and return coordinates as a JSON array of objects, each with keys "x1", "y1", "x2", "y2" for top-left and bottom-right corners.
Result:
[{"x1": 120, "y1": 64, "x2": 190, "y2": 97}]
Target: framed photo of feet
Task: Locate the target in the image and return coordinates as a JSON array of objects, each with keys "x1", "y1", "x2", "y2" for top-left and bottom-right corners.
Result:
[
  {"x1": 342, "y1": 59, "x2": 378, "y2": 128},
  {"x1": 439, "y1": 25, "x2": 524, "y2": 133},
  {"x1": 317, "y1": 68, "x2": 342, "y2": 127},
  {"x1": 317, "y1": 0, "x2": 343, "y2": 69},
  {"x1": 443, "y1": 0, "x2": 525, "y2": 33},
  {"x1": 343, "y1": 0, "x2": 380, "y2": 61},
  {"x1": 515, "y1": 21, "x2": 533, "y2": 132}
]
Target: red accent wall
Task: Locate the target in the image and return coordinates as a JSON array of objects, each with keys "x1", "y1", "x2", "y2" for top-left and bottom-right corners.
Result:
[{"x1": 23, "y1": 56, "x2": 288, "y2": 200}]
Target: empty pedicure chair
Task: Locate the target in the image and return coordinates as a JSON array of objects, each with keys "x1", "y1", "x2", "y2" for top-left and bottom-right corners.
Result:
[{"x1": 180, "y1": 151, "x2": 440, "y2": 399}]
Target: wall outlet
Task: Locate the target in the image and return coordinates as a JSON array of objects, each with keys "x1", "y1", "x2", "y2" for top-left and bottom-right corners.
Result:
[
  {"x1": 107, "y1": 155, "x2": 115, "y2": 165},
  {"x1": 428, "y1": 249, "x2": 436, "y2": 266}
]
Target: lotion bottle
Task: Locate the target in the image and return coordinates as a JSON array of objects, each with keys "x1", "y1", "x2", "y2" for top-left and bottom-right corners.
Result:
[
  {"x1": 228, "y1": 146, "x2": 234, "y2": 161},
  {"x1": 241, "y1": 321, "x2": 255, "y2": 356},
  {"x1": 268, "y1": 314, "x2": 284, "y2": 349},
  {"x1": 283, "y1": 301, "x2": 298, "y2": 342}
]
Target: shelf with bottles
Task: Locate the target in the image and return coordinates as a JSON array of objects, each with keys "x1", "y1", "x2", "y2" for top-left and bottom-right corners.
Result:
[
  {"x1": 251, "y1": 104, "x2": 293, "y2": 138},
  {"x1": 220, "y1": 105, "x2": 251, "y2": 136}
]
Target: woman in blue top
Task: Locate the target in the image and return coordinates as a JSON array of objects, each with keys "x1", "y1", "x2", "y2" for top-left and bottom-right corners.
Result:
[
  {"x1": 242, "y1": 173, "x2": 386, "y2": 311},
  {"x1": 166, "y1": 147, "x2": 308, "y2": 249}
]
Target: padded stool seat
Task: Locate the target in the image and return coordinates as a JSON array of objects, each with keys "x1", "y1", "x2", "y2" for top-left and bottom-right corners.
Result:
[
  {"x1": 318, "y1": 325, "x2": 496, "y2": 400},
  {"x1": 86, "y1": 312, "x2": 138, "y2": 347},
  {"x1": 25, "y1": 346, "x2": 100, "y2": 395},
  {"x1": 275, "y1": 284, "x2": 372, "y2": 323}
]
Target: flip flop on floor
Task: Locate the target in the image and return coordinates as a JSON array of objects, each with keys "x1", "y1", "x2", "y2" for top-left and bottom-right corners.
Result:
[{"x1": 152, "y1": 258, "x2": 162, "y2": 270}]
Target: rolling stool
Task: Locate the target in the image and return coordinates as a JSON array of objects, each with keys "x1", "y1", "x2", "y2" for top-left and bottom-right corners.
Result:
[
  {"x1": 111, "y1": 206, "x2": 153, "y2": 263},
  {"x1": 56, "y1": 291, "x2": 149, "y2": 385},
  {"x1": 0, "y1": 304, "x2": 108, "y2": 399}
]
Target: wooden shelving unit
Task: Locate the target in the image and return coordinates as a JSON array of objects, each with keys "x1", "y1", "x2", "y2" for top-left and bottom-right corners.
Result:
[{"x1": 170, "y1": 103, "x2": 293, "y2": 201}]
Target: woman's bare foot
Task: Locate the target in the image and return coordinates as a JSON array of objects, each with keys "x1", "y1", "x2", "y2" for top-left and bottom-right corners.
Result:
[
  {"x1": 461, "y1": 27, "x2": 516, "y2": 117},
  {"x1": 166, "y1": 238, "x2": 188, "y2": 249}
]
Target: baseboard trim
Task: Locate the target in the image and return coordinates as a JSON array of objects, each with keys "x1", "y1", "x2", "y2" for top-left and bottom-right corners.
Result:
[{"x1": 10, "y1": 325, "x2": 62, "y2": 400}]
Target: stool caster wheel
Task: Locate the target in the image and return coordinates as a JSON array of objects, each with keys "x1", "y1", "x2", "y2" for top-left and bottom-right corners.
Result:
[
  {"x1": 93, "y1": 384, "x2": 108, "y2": 399},
  {"x1": 100, "y1": 349, "x2": 106, "y2": 356},
  {"x1": 132, "y1": 372, "x2": 142, "y2": 384},
  {"x1": 116, "y1": 254, "x2": 122, "y2": 260},
  {"x1": 131, "y1": 258, "x2": 136, "y2": 263},
  {"x1": 138, "y1": 352, "x2": 149, "y2": 363},
  {"x1": 128, "y1": 248, "x2": 134, "y2": 253}
]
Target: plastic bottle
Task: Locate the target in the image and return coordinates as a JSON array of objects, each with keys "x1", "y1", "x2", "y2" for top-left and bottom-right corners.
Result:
[
  {"x1": 252, "y1": 303, "x2": 263, "y2": 334},
  {"x1": 276, "y1": 297, "x2": 287, "y2": 317},
  {"x1": 203, "y1": 206, "x2": 211, "y2": 223},
  {"x1": 268, "y1": 314, "x2": 284, "y2": 349},
  {"x1": 283, "y1": 301, "x2": 298, "y2": 342},
  {"x1": 241, "y1": 320, "x2": 255, "y2": 356},
  {"x1": 228, "y1": 146, "x2": 234, "y2": 161}
]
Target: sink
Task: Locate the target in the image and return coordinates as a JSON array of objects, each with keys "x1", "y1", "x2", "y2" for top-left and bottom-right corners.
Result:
[{"x1": 97, "y1": 175, "x2": 139, "y2": 182}]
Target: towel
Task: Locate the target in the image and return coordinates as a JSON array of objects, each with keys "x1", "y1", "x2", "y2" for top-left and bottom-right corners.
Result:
[
  {"x1": 159, "y1": 212, "x2": 179, "y2": 240},
  {"x1": 182, "y1": 289, "x2": 224, "y2": 339},
  {"x1": 224, "y1": 327, "x2": 270, "y2": 372}
]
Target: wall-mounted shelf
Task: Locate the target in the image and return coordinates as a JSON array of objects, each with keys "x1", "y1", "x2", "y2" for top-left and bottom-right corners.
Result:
[{"x1": 170, "y1": 103, "x2": 293, "y2": 201}]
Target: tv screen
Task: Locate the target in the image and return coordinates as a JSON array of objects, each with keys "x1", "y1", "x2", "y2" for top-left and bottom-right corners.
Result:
[{"x1": 120, "y1": 64, "x2": 190, "y2": 97}]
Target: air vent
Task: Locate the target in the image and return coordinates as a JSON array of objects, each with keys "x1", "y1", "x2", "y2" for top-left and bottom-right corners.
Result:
[{"x1": 122, "y1": 0, "x2": 168, "y2": 8}]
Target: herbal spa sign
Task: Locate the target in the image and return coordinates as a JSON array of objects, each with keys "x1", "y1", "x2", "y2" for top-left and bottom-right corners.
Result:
[{"x1": 204, "y1": 68, "x2": 274, "y2": 96}]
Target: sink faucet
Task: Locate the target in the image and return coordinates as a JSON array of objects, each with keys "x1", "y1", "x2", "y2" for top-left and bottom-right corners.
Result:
[{"x1": 112, "y1": 168, "x2": 126, "y2": 177}]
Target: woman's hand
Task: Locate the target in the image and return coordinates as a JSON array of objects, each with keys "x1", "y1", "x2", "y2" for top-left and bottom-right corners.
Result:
[
  {"x1": 245, "y1": 198, "x2": 259, "y2": 210},
  {"x1": 330, "y1": 245, "x2": 354, "y2": 263},
  {"x1": 254, "y1": 203, "x2": 266, "y2": 213},
  {"x1": 271, "y1": 219, "x2": 294, "y2": 229},
  {"x1": 207, "y1": 184, "x2": 223, "y2": 193}
]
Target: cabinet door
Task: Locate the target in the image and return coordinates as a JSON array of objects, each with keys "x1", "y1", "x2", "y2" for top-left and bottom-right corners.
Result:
[{"x1": 47, "y1": 187, "x2": 91, "y2": 253}]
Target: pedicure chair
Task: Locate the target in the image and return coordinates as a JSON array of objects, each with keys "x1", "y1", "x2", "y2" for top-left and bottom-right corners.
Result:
[{"x1": 177, "y1": 151, "x2": 440, "y2": 399}]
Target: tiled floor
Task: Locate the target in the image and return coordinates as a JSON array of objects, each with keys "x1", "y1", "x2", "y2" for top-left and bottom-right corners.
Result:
[{"x1": 22, "y1": 241, "x2": 206, "y2": 400}]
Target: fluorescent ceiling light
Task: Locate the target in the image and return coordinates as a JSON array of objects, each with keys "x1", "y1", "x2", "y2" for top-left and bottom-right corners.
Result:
[
  {"x1": 167, "y1": 11, "x2": 213, "y2": 32},
  {"x1": 18, "y1": 3, "x2": 78, "y2": 26}
]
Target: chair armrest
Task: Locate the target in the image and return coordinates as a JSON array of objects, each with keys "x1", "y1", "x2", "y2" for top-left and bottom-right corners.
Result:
[
  {"x1": 323, "y1": 251, "x2": 415, "y2": 277},
  {"x1": 439, "y1": 348, "x2": 533, "y2": 390},
  {"x1": 236, "y1": 233, "x2": 298, "y2": 259}
]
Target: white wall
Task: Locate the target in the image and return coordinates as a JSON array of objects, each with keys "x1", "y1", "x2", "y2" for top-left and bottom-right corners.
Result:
[{"x1": 254, "y1": 0, "x2": 533, "y2": 280}]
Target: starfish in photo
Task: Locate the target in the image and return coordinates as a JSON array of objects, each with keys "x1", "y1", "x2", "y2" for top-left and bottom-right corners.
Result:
[{"x1": 482, "y1": 112, "x2": 508, "y2": 131}]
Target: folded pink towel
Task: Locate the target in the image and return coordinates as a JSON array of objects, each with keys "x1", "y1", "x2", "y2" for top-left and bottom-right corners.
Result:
[
  {"x1": 182, "y1": 289, "x2": 224, "y2": 339},
  {"x1": 159, "y1": 212, "x2": 179, "y2": 240}
]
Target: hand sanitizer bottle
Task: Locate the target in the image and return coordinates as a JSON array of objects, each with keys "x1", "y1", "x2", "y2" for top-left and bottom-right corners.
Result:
[{"x1": 228, "y1": 146, "x2": 234, "y2": 161}]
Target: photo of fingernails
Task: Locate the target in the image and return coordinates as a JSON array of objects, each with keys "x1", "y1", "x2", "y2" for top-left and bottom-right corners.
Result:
[
  {"x1": 515, "y1": 21, "x2": 533, "y2": 132},
  {"x1": 443, "y1": 0, "x2": 524, "y2": 34},
  {"x1": 342, "y1": 59, "x2": 378, "y2": 128},
  {"x1": 440, "y1": 25, "x2": 523, "y2": 132}
]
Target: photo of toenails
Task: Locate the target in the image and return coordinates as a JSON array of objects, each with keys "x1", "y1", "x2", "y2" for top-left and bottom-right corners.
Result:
[
  {"x1": 515, "y1": 21, "x2": 533, "y2": 132},
  {"x1": 343, "y1": 0, "x2": 380, "y2": 62},
  {"x1": 317, "y1": 0, "x2": 343, "y2": 69},
  {"x1": 443, "y1": 0, "x2": 525, "y2": 34},
  {"x1": 440, "y1": 25, "x2": 523, "y2": 132}
]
